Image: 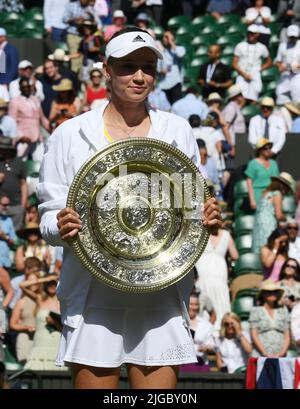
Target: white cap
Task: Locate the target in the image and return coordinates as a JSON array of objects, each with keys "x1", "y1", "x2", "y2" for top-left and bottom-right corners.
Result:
[
  {"x1": 113, "y1": 10, "x2": 126, "y2": 19},
  {"x1": 48, "y1": 48, "x2": 70, "y2": 62},
  {"x1": 105, "y1": 30, "x2": 163, "y2": 60},
  {"x1": 227, "y1": 84, "x2": 242, "y2": 99},
  {"x1": 0, "y1": 28, "x2": 7, "y2": 36},
  {"x1": 247, "y1": 24, "x2": 260, "y2": 33},
  {"x1": 287, "y1": 24, "x2": 300, "y2": 37},
  {"x1": 18, "y1": 60, "x2": 33, "y2": 69}
]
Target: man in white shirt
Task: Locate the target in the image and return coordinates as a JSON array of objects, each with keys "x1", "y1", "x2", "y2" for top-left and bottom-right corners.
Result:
[
  {"x1": 275, "y1": 25, "x2": 300, "y2": 105},
  {"x1": 287, "y1": 218, "x2": 300, "y2": 264},
  {"x1": 233, "y1": 24, "x2": 272, "y2": 102},
  {"x1": 172, "y1": 86, "x2": 209, "y2": 121},
  {"x1": 9, "y1": 60, "x2": 44, "y2": 102},
  {"x1": 248, "y1": 96, "x2": 286, "y2": 155}
]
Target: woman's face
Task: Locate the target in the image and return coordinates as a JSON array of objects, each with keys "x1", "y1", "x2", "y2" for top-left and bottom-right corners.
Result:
[
  {"x1": 263, "y1": 291, "x2": 279, "y2": 304},
  {"x1": 260, "y1": 144, "x2": 272, "y2": 159},
  {"x1": 255, "y1": 0, "x2": 264, "y2": 7},
  {"x1": 284, "y1": 259, "x2": 298, "y2": 278},
  {"x1": 27, "y1": 207, "x2": 39, "y2": 222},
  {"x1": 188, "y1": 296, "x2": 199, "y2": 319},
  {"x1": 107, "y1": 48, "x2": 157, "y2": 104},
  {"x1": 27, "y1": 231, "x2": 40, "y2": 243},
  {"x1": 91, "y1": 71, "x2": 102, "y2": 86},
  {"x1": 224, "y1": 318, "x2": 238, "y2": 337},
  {"x1": 45, "y1": 280, "x2": 57, "y2": 296}
]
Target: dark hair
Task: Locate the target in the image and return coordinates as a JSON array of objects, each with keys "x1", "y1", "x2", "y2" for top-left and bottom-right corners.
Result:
[
  {"x1": 89, "y1": 68, "x2": 102, "y2": 79},
  {"x1": 265, "y1": 179, "x2": 289, "y2": 195},
  {"x1": 196, "y1": 138, "x2": 206, "y2": 149},
  {"x1": 266, "y1": 227, "x2": 288, "y2": 253},
  {"x1": 279, "y1": 258, "x2": 300, "y2": 281},
  {"x1": 186, "y1": 86, "x2": 199, "y2": 95},
  {"x1": 110, "y1": 26, "x2": 148, "y2": 42},
  {"x1": 56, "y1": 89, "x2": 75, "y2": 104},
  {"x1": 189, "y1": 114, "x2": 201, "y2": 128},
  {"x1": 24, "y1": 256, "x2": 43, "y2": 271},
  {"x1": 257, "y1": 290, "x2": 282, "y2": 307},
  {"x1": 19, "y1": 77, "x2": 30, "y2": 87}
]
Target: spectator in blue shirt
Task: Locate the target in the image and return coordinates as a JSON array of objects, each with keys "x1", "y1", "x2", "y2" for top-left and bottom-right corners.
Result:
[
  {"x1": 0, "y1": 194, "x2": 16, "y2": 271},
  {"x1": 148, "y1": 86, "x2": 171, "y2": 112},
  {"x1": 207, "y1": 0, "x2": 238, "y2": 20},
  {"x1": 0, "y1": 28, "x2": 19, "y2": 86},
  {"x1": 172, "y1": 86, "x2": 209, "y2": 121},
  {"x1": 287, "y1": 103, "x2": 300, "y2": 133},
  {"x1": 0, "y1": 99, "x2": 17, "y2": 140}
]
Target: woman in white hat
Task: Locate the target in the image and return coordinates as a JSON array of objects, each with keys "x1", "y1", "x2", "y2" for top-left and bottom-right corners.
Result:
[
  {"x1": 252, "y1": 172, "x2": 294, "y2": 253},
  {"x1": 38, "y1": 27, "x2": 221, "y2": 389},
  {"x1": 249, "y1": 280, "x2": 290, "y2": 358}
]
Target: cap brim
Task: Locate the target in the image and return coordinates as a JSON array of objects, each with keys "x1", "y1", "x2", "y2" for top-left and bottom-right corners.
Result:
[{"x1": 109, "y1": 44, "x2": 163, "y2": 60}]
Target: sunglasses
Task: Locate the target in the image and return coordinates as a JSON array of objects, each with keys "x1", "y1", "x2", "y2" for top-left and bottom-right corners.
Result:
[
  {"x1": 91, "y1": 75, "x2": 101, "y2": 78},
  {"x1": 0, "y1": 203, "x2": 9, "y2": 207},
  {"x1": 288, "y1": 226, "x2": 298, "y2": 231},
  {"x1": 286, "y1": 264, "x2": 297, "y2": 269},
  {"x1": 224, "y1": 322, "x2": 234, "y2": 327},
  {"x1": 262, "y1": 145, "x2": 272, "y2": 150},
  {"x1": 261, "y1": 106, "x2": 272, "y2": 110}
]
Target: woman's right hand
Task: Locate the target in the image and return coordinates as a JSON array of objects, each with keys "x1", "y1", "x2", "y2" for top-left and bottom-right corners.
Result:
[{"x1": 57, "y1": 208, "x2": 82, "y2": 240}]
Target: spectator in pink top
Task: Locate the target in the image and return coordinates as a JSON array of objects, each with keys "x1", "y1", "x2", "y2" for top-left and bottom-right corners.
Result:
[
  {"x1": 104, "y1": 10, "x2": 126, "y2": 42},
  {"x1": 9, "y1": 78, "x2": 50, "y2": 162}
]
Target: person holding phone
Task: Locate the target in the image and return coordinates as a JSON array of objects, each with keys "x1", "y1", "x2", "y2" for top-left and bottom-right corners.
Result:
[
  {"x1": 261, "y1": 228, "x2": 289, "y2": 282},
  {"x1": 279, "y1": 258, "x2": 300, "y2": 311}
]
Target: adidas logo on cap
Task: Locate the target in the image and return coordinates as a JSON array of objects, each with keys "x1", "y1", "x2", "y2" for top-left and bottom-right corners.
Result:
[{"x1": 132, "y1": 35, "x2": 146, "y2": 43}]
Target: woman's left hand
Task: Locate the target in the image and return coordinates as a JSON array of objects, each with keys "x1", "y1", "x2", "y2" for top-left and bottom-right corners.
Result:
[{"x1": 203, "y1": 197, "x2": 222, "y2": 227}]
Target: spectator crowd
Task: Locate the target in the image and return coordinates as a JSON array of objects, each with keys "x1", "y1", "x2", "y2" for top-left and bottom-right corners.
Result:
[{"x1": 1, "y1": 0, "x2": 300, "y2": 382}]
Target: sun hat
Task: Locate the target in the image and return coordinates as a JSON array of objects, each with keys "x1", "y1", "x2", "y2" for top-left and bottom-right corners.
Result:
[
  {"x1": 255, "y1": 137, "x2": 273, "y2": 150},
  {"x1": 52, "y1": 78, "x2": 73, "y2": 92},
  {"x1": 271, "y1": 171, "x2": 294, "y2": 191},
  {"x1": 17, "y1": 222, "x2": 41, "y2": 239},
  {"x1": 0, "y1": 28, "x2": 7, "y2": 36},
  {"x1": 113, "y1": 10, "x2": 126, "y2": 20},
  {"x1": 260, "y1": 96, "x2": 275, "y2": 107},
  {"x1": 257, "y1": 280, "x2": 284, "y2": 300},
  {"x1": 287, "y1": 24, "x2": 300, "y2": 38},
  {"x1": 105, "y1": 30, "x2": 163, "y2": 60},
  {"x1": 18, "y1": 60, "x2": 33, "y2": 70},
  {"x1": 207, "y1": 92, "x2": 223, "y2": 102},
  {"x1": 247, "y1": 24, "x2": 260, "y2": 33},
  {"x1": 48, "y1": 48, "x2": 70, "y2": 62},
  {"x1": 135, "y1": 13, "x2": 150, "y2": 22},
  {"x1": 284, "y1": 102, "x2": 300, "y2": 116},
  {"x1": 227, "y1": 84, "x2": 242, "y2": 100}
]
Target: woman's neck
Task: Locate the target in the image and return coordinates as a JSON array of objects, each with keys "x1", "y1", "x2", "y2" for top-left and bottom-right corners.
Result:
[
  {"x1": 264, "y1": 302, "x2": 275, "y2": 310},
  {"x1": 284, "y1": 276, "x2": 295, "y2": 284},
  {"x1": 105, "y1": 99, "x2": 148, "y2": 127}
]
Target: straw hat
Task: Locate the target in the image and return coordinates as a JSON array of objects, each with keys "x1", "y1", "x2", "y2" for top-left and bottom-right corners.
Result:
[
  {"x1": 48, "y1": 48, "x2": 70, "y2": 62},
  {"x1": 257, "y1": 280, "x2": 284, "y2": 301},
  {"x1": 207, "y1": 92, "x2": 223, "y2": 102},
  {"x1": 52, "y1": 79, "x2": 73, "y2": 92},
  {"x1": 255, "y1": 137, "x2": 273, "y2": 150},
  {"x1": 0, "y1": 98, "x2": 8, "y2": 109},
  {"x1": 17, "y1": 222, "x2": 41, "y2": 239},
  {"x1": 271, "y1": 171, "x2": 294, "y2": 191},
  {"x1": 284, "y1": 102, "x2": 300, "y2": 116},
  {"x1": 227, "y1": 84, "x2": 242, "y2": 100},
  {"x1": 260, "y1": 96, "x2": 275, "y2": 107}
]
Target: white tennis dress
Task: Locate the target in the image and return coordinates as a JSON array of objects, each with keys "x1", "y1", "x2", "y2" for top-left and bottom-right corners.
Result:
[{"x1": 38, "y1": 102, "x2": 201, "y2": 367}]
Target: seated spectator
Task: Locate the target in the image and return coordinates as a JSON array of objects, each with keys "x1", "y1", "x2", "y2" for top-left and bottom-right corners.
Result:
[
  {"x1": 287, "y1": 102, "x2": 300, "y2": 132},
  {"x1": 0, "y1": 28, "x2": 19, "y2": 86},
  {"x1": 195, "y1": 224, "x2": 238, "y2": 331},
  {"x1": 222, "y1": 84, "x2": 246, "y2": 147},
  {"x1": 16, "y1": 224, "x2": 51, "y2": 274},
  {"x1": 248, "y1": 97, "x2": 286, "y2": 157},
  {"x1": 0, "y1": 136, "x2": 28, "y2": 231},
  {"x1": 291, "y1": 301, "x2": 300, "y2": 353},
  {"x1": 296, "y1": 180, "x2": 300, "y2": 230},
  {"x1": 9, "y1": 257, "x2": 43, "y2": 310},
  {"x1": 287, "y1": 218, "x2": 300, "y2": 264},
  {"x1": 245, "y1": 0, "x2": 271, "y2": 47},
  {"x1": 0, "y1": 99, "x2": 17, "y2": 140},
  {"x1": 0, "y1": 195, "x2": 16, "y2": 272},
  {"x1": 9, "y1": 78, "x2": 50, "y2": 162},
  {"x1": 196, "y1": 139, "x2": 219, "y2": 187},
  {"x1": 171, "y1": 86, "x2": 209, "y2": 121},
  {"x1": 249, "y1": 280, "x2": 290, "y2": 357},
  {"x1": 71, "y1": 20, "x2": 104, "y2": 83},
  {"x1": 252, "y1": 173, "x2": 293, "y2": 253},
  {"x1": 43, "y1": 0, "x2": 69, "y2": 42},
  {"x1": 279, "y1": 258, "x2": 300, "y2": 311},
  {"x1": 277, "y1": 0, "x2": 300, "y2": 42},
  {"x1": 275, "y1": 25, "x2": 300, "y2": 105},
  {"x1": 207, "y1": 0, "x2": 237, "y2": 20},
  {"x1": 184, "y1": 293, "x2": 214, "y2": 371},
  {"x1": 207, "y1": 93, "x2": 223, "y2": 112},
  {"x1": 233, "y1": 25, "x2": 272, "y2": 102},
  {"x1": 157, "y1": 31, "x2": 185, "y2": 104},
  {"x1": 9, "y1": 60, "x2": 44, "y2": 102},
  {"x1": 104, "y1": 9, "x2": 126, "y2": 42},
  {"x1": 147, "y1": 84, "x2": 170, "y2": 111},
  {"x1": 133, "y1": 1, "x2": 163, "y2": 26},
  {"x1": 47, "y1": 50, "x2": 80, "y2": 95},
  {"x1": 82, "y1": 68, "x2": 107, "y2": 109},
  {"x1": 261, "y1": 228, "x2": 289, "y2": 282},
  {"x1": 20, "y1": 274, "x2": 66, "y2": 371},
  {"x1": 9, "y1": 271, "x2": 41, "y2": 365},
  {"x1": 198, "y1": 44, "x2": 232, "y2": 99},
  {"x1": 215, "y1": 312, "x2": 252, "y2": 374},
  {"x1": 49, "y1": 79, "x2": 81, "y2": 130},
  {"x1": 245, "y1": 138, "x2": 280, "y2": 210},
  {"x1": 135, "y1": 12, "x2": 155, "y2": 37}
]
